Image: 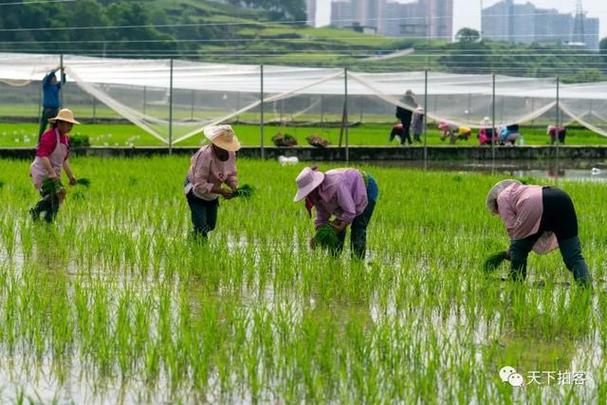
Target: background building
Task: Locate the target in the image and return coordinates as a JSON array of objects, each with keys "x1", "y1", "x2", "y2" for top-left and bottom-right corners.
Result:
[
  {"x1": 330, "y1": 0, "x2": 453, "y2": 40},
  {"x1": 306, "y1": 0, "x2": 316, "y2": 26},
  {"x1": 481, "y1": 0, "x2": 599, "y2": 50}
]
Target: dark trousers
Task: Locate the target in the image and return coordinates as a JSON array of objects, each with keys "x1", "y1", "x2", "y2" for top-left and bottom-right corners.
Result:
[
  {"x1": 30, "y1": 193, "x2": 61, "y2": 223},
  {"x1": 186, "y1": 191, "x2": 218, "y2": 239},
  {"x1": 399, "y1": 119, "x2": 412, "y2": 145},
  {"x1": 335, "y1": 198, "x2": 376, "y2": 260},
  {"x1": 38, "y1": 107, "x2": 59, "y2": 140},
  {"x1": 509, "y1": 187, "x2": 591, "y2": 286}
]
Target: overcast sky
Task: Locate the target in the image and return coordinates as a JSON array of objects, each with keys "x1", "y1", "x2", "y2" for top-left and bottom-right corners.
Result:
[{"x1": 316, "y1": 0, "x2": 607, "y2": 39}]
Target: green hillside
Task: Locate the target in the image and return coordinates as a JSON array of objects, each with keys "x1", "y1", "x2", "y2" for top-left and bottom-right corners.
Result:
[{"x1": 0, "y1": 0, "x2": 604, "y2": 79}]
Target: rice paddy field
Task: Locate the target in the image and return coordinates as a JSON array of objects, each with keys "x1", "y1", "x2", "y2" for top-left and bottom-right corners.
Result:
[
  {"x1": 0, "y1": 156, "x2": 606, "y2": 402},
  {"x1": 1, "y1": 122, "x2": 607, "y2": 147}
]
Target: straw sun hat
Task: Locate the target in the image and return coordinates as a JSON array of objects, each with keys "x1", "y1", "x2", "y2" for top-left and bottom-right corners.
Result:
[
  {"x1": 48, "y1": 108, "x2": 80, "y2": 124},
  {"x1": 204, "y1": 125, "x2": 241, "y2": 152},
  {"x1": 293, "y1": 167, "x2": 325, "y2": 202},
  {"x1": 486, "y1": 179, "x2": 522, "y2": 214}
]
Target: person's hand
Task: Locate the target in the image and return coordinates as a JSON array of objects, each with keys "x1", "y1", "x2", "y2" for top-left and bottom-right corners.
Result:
[
  {"x1": 330, "y1": 219, "x2": 347, "y2": 233},
  {"x1": 57, "y1": 188, "x2": 66, "y2": 203},
  {"x1": 68, "y1": 176, "x2": 77, "y2": 186},
  {"x1": 220, "y1": 188, "x2": 235, "y2": 200},
  {"x1": 48, "y1": 172, "x2": 60, "y2": 182}
]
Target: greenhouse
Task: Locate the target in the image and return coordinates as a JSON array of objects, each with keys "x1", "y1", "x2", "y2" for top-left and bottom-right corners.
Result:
[{"x1": 1, "y1": 52, "x2": 606, "y2": 146}]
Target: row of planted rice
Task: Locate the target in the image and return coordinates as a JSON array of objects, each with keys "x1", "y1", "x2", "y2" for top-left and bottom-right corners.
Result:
[{"x1": 0, "y1": 155, "x2": 606, "y2": 402}]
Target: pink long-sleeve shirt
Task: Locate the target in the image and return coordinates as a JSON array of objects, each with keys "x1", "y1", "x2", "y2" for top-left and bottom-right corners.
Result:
[
  {"x1": 496, "y1": 183, "x2": 558, "y2": 254},
  {"x1": 187, "y1": 145, "x2": 237, "y2": 201},
  {"x1": 310, "y1": 169, "x2": 368, "y2": 227}
]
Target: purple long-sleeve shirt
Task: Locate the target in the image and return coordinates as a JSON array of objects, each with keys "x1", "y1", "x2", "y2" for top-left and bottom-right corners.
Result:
[
  {"x1": 497, "y1": 183, "x2": 557, "y2": 254},
  {"x1": 309, "y1": 169, "x2": 368, "y2": 227}
]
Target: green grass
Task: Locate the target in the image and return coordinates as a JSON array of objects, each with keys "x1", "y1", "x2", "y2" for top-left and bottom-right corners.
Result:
[
  {"x1": 1, "y1": 122, "x2": 606, "y2": 147},
  {"x1": 0, "y1": 157, "x2": 604, "y2": 402}
]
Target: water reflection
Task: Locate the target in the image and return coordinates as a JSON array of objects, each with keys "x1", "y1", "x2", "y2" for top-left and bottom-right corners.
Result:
[{"x1": 364, "y1": 160, "x2": 607, "y2": 182}]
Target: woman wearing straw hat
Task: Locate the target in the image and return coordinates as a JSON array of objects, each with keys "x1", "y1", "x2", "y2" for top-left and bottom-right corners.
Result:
[
  {"x1": 184, "y1": 125, "x2": 240, "y2": 240},
  {"x1": 486, "y1": 179, "x2": 592, "y2": 287},
  {"x1": 294, "y1": 167, "x2": 378, "y2": 259},
  {"x1": 29, "y1": 108, "x2": 79, "y2": 223}
]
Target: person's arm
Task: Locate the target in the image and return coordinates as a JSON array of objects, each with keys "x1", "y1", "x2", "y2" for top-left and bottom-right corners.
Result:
[
  {"x1": 40, "y1": 157, "x2": 58, "y2": 180},
  {"x1": 225, "y1": 156, "x2": 238, "y2": 192},
  {"x1": 36, "y1": 132, "x2": 58, "y2": 179},
  {"x1": 63, "y1": 160, "x2": 76, "y2": 185},
  {"x1": 42, "y1": 70, "x2": 56, "y2": 88},
  {"x1": 497, "y1": 195, "x2": 517, "y2": 239},
  {"x1": 314, "y1": 204, "x2": 330, "y2": 228}
]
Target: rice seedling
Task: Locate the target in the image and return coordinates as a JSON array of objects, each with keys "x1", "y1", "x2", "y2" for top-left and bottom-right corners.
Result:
[{"x1": 0, "y1": 156, "x2": 604, "y2": 402}]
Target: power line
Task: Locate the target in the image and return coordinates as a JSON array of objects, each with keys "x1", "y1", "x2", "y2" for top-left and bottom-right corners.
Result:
[{"x1": 0, "y1": 0, "x2": 75, "y2": 6}]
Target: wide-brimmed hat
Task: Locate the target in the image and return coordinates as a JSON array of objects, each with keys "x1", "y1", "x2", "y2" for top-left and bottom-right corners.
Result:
[
  {"x1": 293, "y1": 167, "x2": 325, "y2": 202},
  {"x1": 486, "y1": 179, "x2": 522, "y2": 214},
  {"x1": 204, "y1": 125, "x2": 241, "y2": 152},
  {"x1": 438, "y1": 120, "x2": 449, "y2": 129},
  {"x1": 48, "y1": 108, "x2": 80, "y2": 124}
]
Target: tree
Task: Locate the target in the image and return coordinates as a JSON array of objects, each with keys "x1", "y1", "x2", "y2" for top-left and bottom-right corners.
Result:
[
  {"x1": 239, "y1": 0, "x2": 306, "y2": 22},
  {"x1": 600, "y1": 37, "x2": 607, "y2": 67},
  {"x1": 455, "y1": 28, "x2": 481, "y2": 43}
]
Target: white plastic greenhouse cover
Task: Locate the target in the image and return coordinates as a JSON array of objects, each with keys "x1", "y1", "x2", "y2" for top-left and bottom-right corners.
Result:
[{"x1": 1, "y1": 52, "x2": 606, "y2": 144}]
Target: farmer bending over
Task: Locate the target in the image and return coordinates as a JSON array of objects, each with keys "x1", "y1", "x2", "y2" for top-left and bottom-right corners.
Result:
[
  {"x1": 184, "y1": 125, "x2": 240, "y2": 240},
  {"x1": 29, "y1": 109, "x2": 79, "y2": 223},
  {"x1": 294, "y1": 166, "x2": 378, "y2": 259},
  {"x1": 486, "y1": 179, "x2": 592, "y2": 287}
]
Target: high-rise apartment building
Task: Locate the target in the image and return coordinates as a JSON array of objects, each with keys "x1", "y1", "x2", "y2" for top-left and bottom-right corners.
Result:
[
  {"x1": 306, "y1": 0, "x2": 316, "y2": 26},
  {"x1": 330, "y1": 0, "x2": 453, "y2": 40},
  {"x1": 331, "y1": 1, "x2": 354, "y2": 29},
  {"x1": 481, "y1": 0, "x2": 600, "y2": 50}
]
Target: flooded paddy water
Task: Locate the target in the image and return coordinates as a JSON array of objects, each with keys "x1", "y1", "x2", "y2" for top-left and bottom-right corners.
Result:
[{"x1": 0, "y1": 156, "x2": 606, "y2": 403}]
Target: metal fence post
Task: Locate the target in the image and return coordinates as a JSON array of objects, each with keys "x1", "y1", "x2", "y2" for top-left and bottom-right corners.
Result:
[
  {"x1": 423, "y1": 70, "x2": 428, "y2": 169},
  {"x1": 260, "y1": 64, "x2": 265, "y2": 159},
  {"x1": 345, "y1": 67, "x2": 349, "y2": 162},
  {"x1": 168, "y1": 59, "x2": 174, "y2": 154},
  {"x1": 491, "y1": 73, "x2": 496, "y2": 170}
]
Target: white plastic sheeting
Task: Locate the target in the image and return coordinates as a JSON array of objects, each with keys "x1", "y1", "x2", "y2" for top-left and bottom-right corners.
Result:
[{"x1": 1, "y1": 52, "x2": 606, "y2": 144}]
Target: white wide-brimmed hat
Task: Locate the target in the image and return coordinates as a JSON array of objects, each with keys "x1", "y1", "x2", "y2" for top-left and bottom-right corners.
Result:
[
  {"x1": 486, "y1": 179, "x2": 522, "y2": 214},
  {"x1": 48, "y1": 108, "x2": 80, "y2": 124},
  {"x1": 293, "y1": 167, "x2": 325, "y2": 202},
  {"x1": 204, "y1": 125, "x2": 241, "y2": 152}
]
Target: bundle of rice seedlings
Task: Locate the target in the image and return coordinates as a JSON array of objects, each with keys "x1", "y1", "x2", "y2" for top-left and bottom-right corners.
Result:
[
  {"x1": 76, "y1": 178, "x2": 91, "y2": 187},
  {"x1": 41, "y1": 178, "x2": 63, "y2": 196},
  {"x1": 234, "y1": 184, "x2": 254, "y2": 198},
  {"x1": 306, "y1": 135, "x2": 330, "y2": 148},
  {"x1": 483, "y1": 251, "x2": 509, "y2": 273},
  {"x1": 314, "y1": 224, "x2": 340, "y2": 255},
  {"x1": 272, "y1": 133, "x2": 298, "y2": 147}
]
